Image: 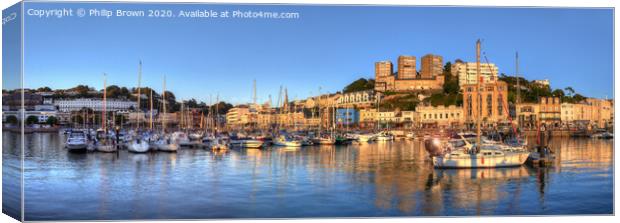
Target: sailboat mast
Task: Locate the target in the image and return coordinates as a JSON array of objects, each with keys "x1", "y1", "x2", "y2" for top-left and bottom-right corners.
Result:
[
  {"x1": 136, "y1": 60, "x2": 142, "y2": 129},
  {"x1": 102, "y1": 73, "x2": 107, "y2": 131},
  {"x1": 162, "y1": 75, "x2": 166, "y2": 133},
  {"x1": 516, "y1": 52, "x2": 520, "y2": 104},
  {"x1": 476, "y1": 39, "x2": 482, "y2": 146},
  {"x1": 149, "y1": 89, "x2": 153, "y2": 130}
]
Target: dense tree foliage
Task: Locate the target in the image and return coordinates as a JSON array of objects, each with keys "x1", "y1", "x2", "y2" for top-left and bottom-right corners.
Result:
[
  {"x1": 25, "y1": 116, "x2": 39, "y2": 125},
  {"x1": 343, "y1": 78, "x2": 375, "y2": 93},
  {"x1": 46, "y1": 116, "x2": 59, "y2": 126},
  {"x1": 498, "y1": 74, "x2": 586, "y2": 104},
  {"x1": 5, "y1": 115, "x2": 18, "y2": 125}
]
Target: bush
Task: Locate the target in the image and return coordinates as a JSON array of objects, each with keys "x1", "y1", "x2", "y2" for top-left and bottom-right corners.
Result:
[
  {"x1": 5, "y1": 115, "x2": 18, "y2": 125},
  {"x1": 26, "y1": 116, "x2": 39, "y2": 125}
]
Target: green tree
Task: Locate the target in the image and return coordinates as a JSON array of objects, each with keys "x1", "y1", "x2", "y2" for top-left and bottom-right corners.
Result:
[
  {"x1": 37, "y1": 86, "x2": 52, "y2": 92},
  {"x1": 442, "y1": 62, "x2": 459, "y2": 94},
  {"x1": 46, "y1": 116, "x2": 59, "y2": 126},
  {"x1": 564, "y1": 87, "x2": 575, "y2": 97},
  {"x1": 25, "y1": 116, "x2": 39, "y2": 125},
  {"x1": 343, "y1": 78, "x2": 375, "y2": 93},
  {"x1": 5, "y1": 115, "x2": 18, "y2": 125},
  {"x1": 72, "y1": 85, "x2": 92, "y2": 97},
  {"x1": 551, "y1": 89, "x2": 565, "y2": 98}
]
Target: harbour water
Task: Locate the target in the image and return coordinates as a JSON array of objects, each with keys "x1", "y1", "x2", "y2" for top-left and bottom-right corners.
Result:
[{"x1": 2, "y1": 132, "x2": 614, "y2": 220}]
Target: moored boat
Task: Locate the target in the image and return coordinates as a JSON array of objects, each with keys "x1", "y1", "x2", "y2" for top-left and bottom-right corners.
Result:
[{"x1": 65, "y1": 130, "x2": 88, "y2": 153}]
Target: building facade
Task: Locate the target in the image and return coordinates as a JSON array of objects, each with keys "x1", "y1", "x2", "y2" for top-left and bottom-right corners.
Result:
[
  {"x1": 375, "y1": 54, "x2": 444, "y2": 93},
  {"x1": 416, "y1": 105, "x2": 463, "y2": 128},
  {"x1": 462, "y1": 81, "x2": 509, "y2": 127},
  {"x1": 451, "y1": 61, "x2": 499, "y2": 87},
  {"x1": 516, "y1": 103, "x2": 539, "y2": 129},
  {"x1": 420, "y1": 54, "x2": 443, "y2": 79},
  {"x1": 226, "y1": 106, "x2": 251, "y2": 126},
  {"x1": 54, "y1": 98, "x2": 137, "y2": 112},
  {"x1": 397, "y1": 56, "x2": 417, "y2": 79},
  {"x1": 336, "y1": 90, "x2": 377, "y2": 108},
  {"x1": 335, "y1": 108, "x2": 359, "y2": 126},
  {"x1": 539, "y1": 97, "x2": 561, "y2": 127}
]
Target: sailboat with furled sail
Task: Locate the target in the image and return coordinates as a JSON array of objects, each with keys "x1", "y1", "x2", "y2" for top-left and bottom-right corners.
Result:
[
  {"x1": 153, "y1": 75, "x2": 179, "y2": 152},
  {"x1": 96, "y1": 73, "x2": 117, "y2": 152},
  {"x1": 127, "y1": 60, "x2": 150, "y2": 153},
  {"x1": 423, "y1": 40, "x2": 529, "y2": 168}
]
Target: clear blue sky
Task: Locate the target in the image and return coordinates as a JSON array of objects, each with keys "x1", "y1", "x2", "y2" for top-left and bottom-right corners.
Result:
[{"x1": 20, "y1": 2, "x2": 613, "y2": 104}]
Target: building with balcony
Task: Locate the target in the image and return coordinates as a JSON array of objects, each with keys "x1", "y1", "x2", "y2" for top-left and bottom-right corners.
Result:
[
  {"x1": 336, "y1": 108, "x2": 359, "y2": 126},
  {"x1": 54, "y1": 98, "x2": 137, "y2": 112},
  {"x1": 451, "y1": 61, "x2": 499, "y2": 87}
]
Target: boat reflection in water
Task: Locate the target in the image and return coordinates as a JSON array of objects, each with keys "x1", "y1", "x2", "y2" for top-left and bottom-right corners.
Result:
[{"x1": 2, "y1": 131, "x2": 613, "y2": 220}]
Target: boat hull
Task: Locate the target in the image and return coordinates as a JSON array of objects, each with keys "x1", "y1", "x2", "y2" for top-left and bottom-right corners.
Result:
[{"x1": 432, "y1": 152, "x2": 528, "y2": 168}]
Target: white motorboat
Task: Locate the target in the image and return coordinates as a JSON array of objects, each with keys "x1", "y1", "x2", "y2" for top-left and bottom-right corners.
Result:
[
  {"x1": 430, "y1": 143, "x2": 529, "y2": 168},
  {"x1": 375, "y1": 131, "x2": 394, "y2": 141},
  {"x1": 313, "y1": 136, "x2": 336, "y2": 145},
  {"x1": 65, "y1": 131, "x2": 88, "y2": 152},
  {"x1": 357, "y1": 134, "x2": 376, "y2": 142},
  {"x1": 273, "y1": 135, "x2": 302, "y2": 147},
  {"x1": 405, "y1": 132, "x2": 416, "y2": 140}
]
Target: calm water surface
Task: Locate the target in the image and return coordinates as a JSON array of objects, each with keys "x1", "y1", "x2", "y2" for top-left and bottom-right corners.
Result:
[{"x1": 2, "y1": 132, "x2": 614, "y2": 220}]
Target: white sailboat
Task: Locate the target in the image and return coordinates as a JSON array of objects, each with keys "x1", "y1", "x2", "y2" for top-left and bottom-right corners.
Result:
[
  {"x1": 127, "y1": 61, "x2": 150, "y2": 153},
  {"x1": 424, "y1": 40, "x2": 529, "y2": 169},
  {"x1": 156, "y1": 75, "x2": 178, "y2": 152},
  {"x1": 96, "y1": 73, "x2": 118, "y2": 153}
]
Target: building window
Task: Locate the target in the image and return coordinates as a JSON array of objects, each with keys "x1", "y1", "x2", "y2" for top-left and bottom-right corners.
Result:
[
  {"x1": 486, "y1": 95, "x2": 492, "y2": 116},
  {"x1": 498, "y1": 95, "x2": 504, "y2": 115},
  {"x1": 467, "y1": 94, "x2": 472, "y2": 117}
]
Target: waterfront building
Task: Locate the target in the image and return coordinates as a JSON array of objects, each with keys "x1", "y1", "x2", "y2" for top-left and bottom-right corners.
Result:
[
  {"x1": 539, "y1": 97, "x2": 561, "y2": 127},
  {"x1": 462, "y1": 81, "x2": 509, "y2": 127},
  {"x1": 336, "y1": 90, "x2": 378, "y2": 108},
  {"x1": 374, "y1": 55, "x2": 444, "y2": 93},
  {"x1": 54, "y1": 98, "x2": 137, "y2": 112},
  {"x1": 226, "y1": 106, "x2": 251, "y2": 127},
  {"x1": 420, "y1": 54, "x2": 443, "y2": 79},
  {"x1": 451, "y1": 61, "x2": 499, "y2": 87},
  {"x1": 2, "y1": 109, "x2": 58, "y2": 124},
  {"x1": 398, "y1": 110, "x2": 418, "y2": 128},
  {"x1": 515, "y1": 103, "x2": 539, "y2": 129},
  {"x1": 336, "y1": 108, "x2": 359, "y2": 126},
  {"x1": 416, "y1": 105, "x2": 463, "y2": 128},
  {"x1": 377, "y1": 111, "x2": 398, "y2": 126},
  {"x1": 585, "y1": 98, "x2": 613, "y2": 128},
  {"x1": 359, "y1": 108, "x2": 377, "y2": 128}
]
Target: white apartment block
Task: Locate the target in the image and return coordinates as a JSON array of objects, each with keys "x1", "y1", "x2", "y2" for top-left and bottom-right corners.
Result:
[
  {"x1": 451, "y1": 62, "x2": 499, "y2": 86},
  {"x1": 54, "y1": 98, "x2": 137, "y2": 112}
]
